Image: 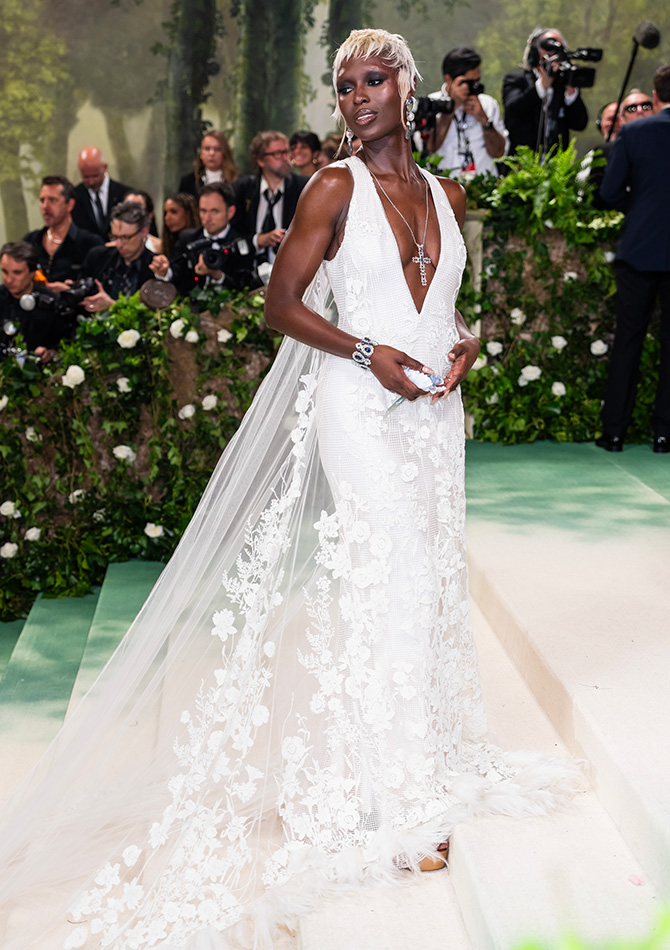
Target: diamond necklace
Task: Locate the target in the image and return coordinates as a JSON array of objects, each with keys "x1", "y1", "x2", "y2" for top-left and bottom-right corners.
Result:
[{"x1": 367, "y1": 167, "x2": 432, "y2": 286}]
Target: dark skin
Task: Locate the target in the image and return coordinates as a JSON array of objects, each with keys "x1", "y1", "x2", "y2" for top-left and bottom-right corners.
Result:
[{"x1": 265, "y1": 54, "x2": 480, "y2": 402}]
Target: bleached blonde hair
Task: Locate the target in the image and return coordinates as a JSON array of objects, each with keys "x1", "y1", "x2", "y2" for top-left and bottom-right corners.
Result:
[{"x1": 331, "y1": 28, "x2": 422, "y2": 124}]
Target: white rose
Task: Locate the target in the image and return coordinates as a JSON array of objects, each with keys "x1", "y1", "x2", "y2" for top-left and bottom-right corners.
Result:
[
  {"x1": 518, "y1": 375, "x2": 529, "y2": 388},
  {"x1": 118, "y1": 329, "x2": 140, "y2": 349},
  {"x1": 563, "y1": 271, "x2": 578, "y2": 282},
  {"x1": 185, "y1": 330, "x2": 199, "y2": 343},
  {"x1": 25, "y1": 426, "x2": 40, "y2": 442},
  {"x1": 520, "y1": 364, "x2": 542, "y2": 381},
  {"x1": 62, "y1": 364, "x2": 86, "y2": 388},
  {"x1": 25, "y1": 527, "x2": 41, "y2": 541},
  {"x1": 93, "y1": 509, "x2": 105, "y2": 523},
  {"x1": 0, "y1": 542, "x2": 18, "y2": 558},
  {"x1": 169, "y1": 318, "x2": 185, "y2": 339},
  {"x1": 0, "y1": 500, "x2": 16, "y2": 517},
  {"x1": 471, "y1": 355, "x2": 487, "y2": 371},
  {"x1": 551, "y1": 335, "x2": 568, "y2": 350},
  {"x1": 604, "y1": 251, "x2": 615, "y2": 264},
  {"x1": 551, "y1": 381, "x2": 566, "y2": 397},
  {"x1": 144, "y1": 522, "x2": 164, "y2": 538},
  {"x1": 0, "y1": 395, "x2": 7, "y2": 411},
  {"x1": 178, "y1": 403, "x2": 196, "y2": 420},
  {"x1": 68, "y1": 489, "x2": 86, "y2": 504},
  {"x1": 486, "y1": 392, "x2": 499, "y2": 405},
  {"x1": 473, "y1": 303, "x2": 482, "y2": 314},
  {"x1": 510, "y1": 308, "x2": 526, "y2": 326},
  {"x1": 544, "y1": 219, "x2": 554, "y2": 229},
  {"x1": 116, "y1": 376, "x2": 131, "y2": 393},
  {"x1": 486, "y1": 341, "x2": 503, "y2": 357},
  {"x1": 217, "y1": 328, "x2": 233, "y2": 343},
  {"x1": 590, "y1": 339, "x2": 608, "y2": 356},
  {"x1": 112, "y1": 444, "x2": 137, "y2": 463},
  {"x1": 201, "y1": 394, "x2": 218, "y2": 411}
]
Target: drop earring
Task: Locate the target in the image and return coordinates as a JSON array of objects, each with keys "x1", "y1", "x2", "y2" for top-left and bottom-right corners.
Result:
[
  {"x1": 405, "y1": 97, "x2": 417, "y2": 140},
  {"x1": 345, "y1": 126, "x2": 354, "y2": 156}
]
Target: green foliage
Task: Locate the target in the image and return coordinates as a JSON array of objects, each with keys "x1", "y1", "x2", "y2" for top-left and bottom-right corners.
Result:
[
  {"x1": 514, "y1": 907, "x2": 670, "y2": 950},
  {"x1": 0, "y1": 290, "x2": 278, "y2": 621},
  {"x1": 458, "y1": 147, "x2": 659, "y2": 445}
]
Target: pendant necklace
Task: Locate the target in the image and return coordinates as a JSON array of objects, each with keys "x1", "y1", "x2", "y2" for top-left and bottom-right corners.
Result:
[
  {"x1": 47, "y1": 229, "x2": 63, "y2": 245},
  {"x1": 368, "y1": 167, "x2": 432, "y2": 286}
]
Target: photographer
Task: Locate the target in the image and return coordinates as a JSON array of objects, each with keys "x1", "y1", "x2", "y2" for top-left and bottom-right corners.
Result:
[
  {"x1": 503, "y1": 28, "x2": 589, "y2": 155},
  {"x1": 424, "y1": 47, "x2": 508, "y2": 176},
  {"x1": 151, "y1": 182, "x2": 255, "y2": 296},
  {"x1": 0, "y1": 242, "x2": 74, "y2": 362},
  {"x1": 80, "y1": 201, "x2": 155, "y2": 314}
]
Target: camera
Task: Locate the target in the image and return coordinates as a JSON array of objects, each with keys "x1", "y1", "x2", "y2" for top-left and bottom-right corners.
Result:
[
  {"x1": 182, "y1": 235, "x2": 260, "y2": 291},
  {"x1": 60, "y1": 277, "x2": 99, "y2": 307},
  {"x1": 462, "y1": 78, "x2": 485, "y2": 96},
  {"x1": 539, "y1": 37, "x2": 602, "y2": 88}
]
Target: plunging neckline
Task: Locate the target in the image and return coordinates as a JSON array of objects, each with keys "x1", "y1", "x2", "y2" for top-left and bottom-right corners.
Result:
[{"x1": 355, "y1": 156, "x2": 443, "y2": 317}]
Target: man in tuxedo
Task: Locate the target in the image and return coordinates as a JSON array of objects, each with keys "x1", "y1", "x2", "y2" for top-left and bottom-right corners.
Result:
[
  {"x1": 24, "y1": 175, "x2": 103, "y2": 291},
  {"x1": 597, "y1": 65, "x2": 670, "y2": 453},
  {"x1": 151, "y1": 181, "x2": 256, "y2": 296},
  {"x1": 233, "y1": 131, "x2": 308, "y2": 265},
  {"x1": 72, "y1": 147, "x2": 132, "y2": 240},
  {"x1": 503, "y1": 28, "x2": 588, "y2": 155},
  {"x1": 80, "y1": 201, "x2": 155, "y2": 313}
]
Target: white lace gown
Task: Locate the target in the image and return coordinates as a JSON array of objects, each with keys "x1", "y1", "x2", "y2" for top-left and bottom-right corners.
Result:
[{"x1": 0, "y1": 158, "x2": 580, "y2": 950}]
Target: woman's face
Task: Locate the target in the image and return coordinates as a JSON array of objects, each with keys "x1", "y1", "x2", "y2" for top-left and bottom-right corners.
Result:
[
  {"x1": 336, "y1": 54, "x2": 403, "y2": 143},
  {"x1": 200, "y1": 135, "x2": 223, "y2": 172},
  {"x1": 290, "y1": 141, "x2": 317, "y2": 172},
  {"x1": 163, "y1": 199, "x2": 187, "y2": 232}
]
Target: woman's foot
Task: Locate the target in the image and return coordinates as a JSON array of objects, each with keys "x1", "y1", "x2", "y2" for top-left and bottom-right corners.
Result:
[{"x1": 417, "y1": 852, "x2": 447, "y2": 872}]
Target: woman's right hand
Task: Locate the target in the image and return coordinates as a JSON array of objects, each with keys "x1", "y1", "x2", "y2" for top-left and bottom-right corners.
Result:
[{"x1": 370, "y1": 345, "x2": 435, "y2": 400}]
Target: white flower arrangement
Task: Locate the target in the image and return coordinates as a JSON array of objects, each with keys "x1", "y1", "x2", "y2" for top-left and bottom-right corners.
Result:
[
  {"x1": 551, "y1": 381, "x2": 566, "y2": 397},
  {"x1": 590, "y1": 339, "x2": 608, "y2": 356},
  {"x1": 112, "y1": 444, "x2": 137, "y2": 463},
  {"x1": 68, "y1": 489, "x2": 86, "y2": 504},
  {"x1": 116, "y1": 377, "x2": 131, "y2": 393},
  {"x1": 510, "y1": 307, "x2": 526, "y2": 325},
  {"x1": 25, "y1": 426, "x2": 40, "y2": 442},
  {"x1": 0, "y1": 542, "x2": 18, "y2": 559},
  {"x1": 486, "y1": 392, "x2": 499, "y2": 405},
  {"x1": 201, "y1": 394, "x2": 218, "y2": 411},
  {"x1": 62, "y1": 365, "x2": 86, "y2": 388},
  {"x1": 178, "y1": 403, "x2": 196, "y2": 420},
  {"x1": 185, "y1": 330, "x2": 199, "y2": 343},
  {"x1": 604, "y1": 250, "x2": 616, "y2": 263},
  {"x1": 0, "y1": 500, "x2": 18, "y2": 517},
  {"x1": 551, "y1": 335, "x2": 568, "y2": 350},
  {"x1": 144, "y1": 522, "x2": 164, "y2": 538},
  {"x1": 471, "y1": 355, "x2": 487, "y2": 371},
  {"x1": 0, "y1": 394, "x2": 8, "y2": 411},
  {"x1": 563, "y1": 271, "x2": 578, "y2": 282},
  {"x1": 169, "y1": 318, "x2": 185, "y2": 339},
  {"x1": 117, "y1": 329, "x2": 140, "y2": 349},
  {"x1": 472, "y1": 303, "x2": 482, "y2": 314},
  {"x1": 520, "y1": 364, "x2": 542, "y2": 382},
  {"x1": 486, "y1": 341, "x2": 503, "y2": 357},
  {"x1": 518, "y1": 375, "x2": 529, "y2": 388},
  {"x1": 25, "y1": 527, "x2": 41, "y2": 541},
  {"x1": 217, "y1": 328, "x2": 233, "y2": 343}
]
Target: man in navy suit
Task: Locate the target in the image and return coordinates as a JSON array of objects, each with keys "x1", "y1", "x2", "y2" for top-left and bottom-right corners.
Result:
[{"x1": 597, "y1": 65, "x2": 670, "y2": 453}]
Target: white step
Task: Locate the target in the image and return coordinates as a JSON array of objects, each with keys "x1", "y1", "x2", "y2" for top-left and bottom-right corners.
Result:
[{"x1": 299, "y1": 600, "x2": 659, "y2": 950}]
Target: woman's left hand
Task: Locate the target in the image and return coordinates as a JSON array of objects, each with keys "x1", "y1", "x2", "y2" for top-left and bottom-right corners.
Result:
[{"x1": 431, "y1": 338, "x2": 481, "y2": 403}]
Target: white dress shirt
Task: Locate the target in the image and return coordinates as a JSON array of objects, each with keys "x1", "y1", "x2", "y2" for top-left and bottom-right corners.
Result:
[
  {"x1": 254, "y1": 176, "x2": 285, "y2": 263},
  {"x1": 428, "y1": 86, "x2": 509, "y2": 177}
]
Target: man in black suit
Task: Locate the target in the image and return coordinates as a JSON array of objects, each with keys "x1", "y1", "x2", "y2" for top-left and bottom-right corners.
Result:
[
  {"x1": 503, "y1": 28, "x2": 588, "y2": 155},
  {"x1": 597, "y1": 65, "x2": 670, "y2": 453},
  {"x1": 151, "y1": 182, "x2": 256, "y2": 295},
  {"x1": 80, "y1": 201, "x2": 155, "y2": 313},
  {"x1": 233, "y1": 131, "x2": 308, "y2": 265},
  {"x1": 72, "y1": 147, "x2": 131, "y2": 240},
  {"x1": 24, "y1": 175, "x2": 103, "y2": 291}
]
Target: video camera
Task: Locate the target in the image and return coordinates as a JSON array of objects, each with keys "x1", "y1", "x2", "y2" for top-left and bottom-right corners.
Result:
[
  {"x1": 538, "y1": 37, "x2": 602, "y2": 88},
  {"x1": 182, "y1": 235, "x2": 260, "y2": 291}
]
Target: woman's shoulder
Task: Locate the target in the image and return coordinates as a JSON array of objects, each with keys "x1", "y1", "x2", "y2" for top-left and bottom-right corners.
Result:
[
  {"x1": 433, "y1": 175, "x2": 466, "y2": 228},
  {"x1": 299, "y1": 161, "x2": 355, "y2": 207}
]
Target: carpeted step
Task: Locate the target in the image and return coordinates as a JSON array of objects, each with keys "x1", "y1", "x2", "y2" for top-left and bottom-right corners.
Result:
[
  {"x1": 67, "y1": 560, "x2": 164, "y2": 713},
  {"x1": 0, "y1": 591, "x2": 99, "y2": 803},
  {"x1": 0, "y1": 620, "x2": 24, "y2": 683}
]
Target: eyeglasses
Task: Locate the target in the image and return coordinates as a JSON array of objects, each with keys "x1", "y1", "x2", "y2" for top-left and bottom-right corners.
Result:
[
  {"x1": 111, "y1": 229, "x2": 142, "y2": 243},
  {"x1": 263, "y1": 149, "x2": 290, "y2": 159},
  {"x1": 624, "y1": 101, "x2": 652, "y2": 113}
]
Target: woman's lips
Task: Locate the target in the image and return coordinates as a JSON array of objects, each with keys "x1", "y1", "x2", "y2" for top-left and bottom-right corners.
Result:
[{"x1": 354, "y1": 111, "x2": 376, "y2": 126}]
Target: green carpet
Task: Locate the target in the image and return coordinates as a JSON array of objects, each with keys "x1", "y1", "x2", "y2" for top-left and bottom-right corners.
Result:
[
  {"x1": 465, "y1": 442, "x2": 670, "y2": 539},
  {"x1": 0, "y1": 620, "x2": 23, "y2": 683},
  {"x1": 0, "y1": 591, "x2": 99, "y2": 741},
  {"x1": 69, "y1": 560, "x2": 164, "y2": 706}
]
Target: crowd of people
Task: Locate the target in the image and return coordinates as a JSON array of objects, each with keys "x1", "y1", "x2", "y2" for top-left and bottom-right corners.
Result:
[{"x1": 1, "y1": 27, "x2": 669, "y2": 451}]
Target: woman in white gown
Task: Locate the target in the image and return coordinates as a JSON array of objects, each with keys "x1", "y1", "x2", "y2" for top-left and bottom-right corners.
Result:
[{"x1": 0, "y1": 29, "x2": 580, "y2": 950}]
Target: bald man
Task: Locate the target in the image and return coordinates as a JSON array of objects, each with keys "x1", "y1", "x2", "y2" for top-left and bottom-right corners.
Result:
[{"x1": 72, "y1": 147, "x2": 132, "y2": 239}]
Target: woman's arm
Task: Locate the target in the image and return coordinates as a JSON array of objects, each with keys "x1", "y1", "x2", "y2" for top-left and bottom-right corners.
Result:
[{"x1": 265, "y1": 166, "x2": 431, "y2": 401}]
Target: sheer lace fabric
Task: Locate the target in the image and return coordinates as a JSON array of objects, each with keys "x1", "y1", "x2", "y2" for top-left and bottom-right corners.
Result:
[{"x1": 0, "y1": 158, "x2": 581, "y2": 950}]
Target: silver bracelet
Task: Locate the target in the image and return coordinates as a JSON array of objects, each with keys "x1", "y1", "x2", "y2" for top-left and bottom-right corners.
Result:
[{"x1": 352, "y1": 336, "x2": 379, "y2": 370}]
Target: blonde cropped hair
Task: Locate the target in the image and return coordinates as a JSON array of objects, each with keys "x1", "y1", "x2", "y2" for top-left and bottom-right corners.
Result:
[{"x1": 331, "y1": 28, "x2": 422, "y2": 124}]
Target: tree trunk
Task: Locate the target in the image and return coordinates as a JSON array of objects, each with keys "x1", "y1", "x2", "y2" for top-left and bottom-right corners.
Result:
[
  {"x1": 104, "y1": 108, "x2": 139, "y2": 186},
  {"x1": 324, "y1": 0, "x2": 366, "y2": 76},
  {"x1": 163, "y1": 0, "x2": 218, "y2": 194},
  {"x1": 0, "y1": 144, "x2": 28, "y2": 239}
]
